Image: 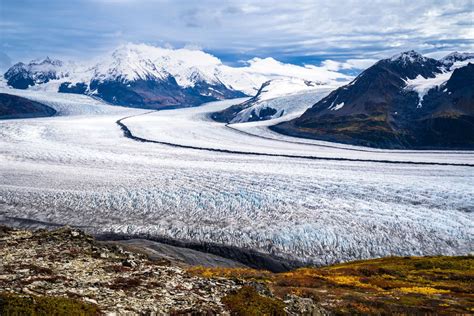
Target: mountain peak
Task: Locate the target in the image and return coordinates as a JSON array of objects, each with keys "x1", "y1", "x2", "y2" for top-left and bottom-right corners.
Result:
[
  {"x1": 390, "y1": 50, "x2": 426, "y2": 64},
  {"x1": 440, "y1": 51, "x2": 474, "y2": 65},
  {"x1": 30, "y1": 56, "x2": 63, "y2": 67}
]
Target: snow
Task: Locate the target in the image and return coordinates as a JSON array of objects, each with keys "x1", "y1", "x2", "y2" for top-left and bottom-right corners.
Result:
[
  {"x1": 404, "y1": 60, "x2": 473, "y2": 107},
  {"x1": 390, "y1": 50, "x2": 427, "y2": 64},
  {"x1": 125, "y1": 97, "x2": 473, "y2": 164},
  {"x1": 230, "y1": 90, "x2": 325, "y2": 124},
  {"x1": 237, "y1": 57, "x2": 349, "y2": 87},
  {"x1": 256, "y1": 78, "x2": 322, "y2": 101},
  {"x1": 228, "y1": 79, "x2": 337, "y2": 123},
  {"x1": 0, "y1": 86, "x2": 133, "y2": 117},
  {"x1": 330, "y1": 102, "x2": 344, "y2": 111},
  {"x1": 405, "y1": 73, "x2": 451, "y2": 107},
  {"x1": 6, "y1": 43, "x2": 352, "y2": 97},
  {"x1": 4, "y1": 57, "x2": 70, "y2": 88},
  {"x1": 0, "y1": 88, "x2": 473, "y2": 265},
  {"x1": 440, "y1": 52, "x2": 474, "y2": 65}
]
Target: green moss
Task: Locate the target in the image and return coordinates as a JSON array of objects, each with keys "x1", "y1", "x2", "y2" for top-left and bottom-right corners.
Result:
[
  {"x1": 222, "y1": 286, "x2": 285, "y2": 316},
  {"x1": 0, "y1": 293, "x2": 100, "y2": 316}
]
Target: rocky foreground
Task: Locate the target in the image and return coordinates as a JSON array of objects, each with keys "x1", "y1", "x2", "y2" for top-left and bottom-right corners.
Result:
[
  {"x1": 0, "y1": 226, "x2": 473, "y2": 315},
  {"x1": 0, "y1": 226, "x2": 243, "y2": 314}
]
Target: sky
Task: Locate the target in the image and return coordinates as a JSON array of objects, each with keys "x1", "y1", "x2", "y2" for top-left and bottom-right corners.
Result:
[{"x1": 0, "y1": 0, "x2": 473, "y2": 69}]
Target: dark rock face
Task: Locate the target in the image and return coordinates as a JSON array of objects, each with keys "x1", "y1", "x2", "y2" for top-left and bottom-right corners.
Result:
[
  {"x1": 212, "y1": 81, "x2": 271, "y2": 123},
  {"x1": 274, "y1": 53, "x2": 474, "y2": 149},
  {"x1": 0, "y1": 93, "x2": 56, "y2": 119},
  {"x1": 410, "y1": 63, "x2": 474, "y2": 148},
  {"x1": 4, "y1": 63, "x2": 35, "y2": 89},
  {"x1": 58, "y1": 82, "x2": 88, "y2": 94},
  {"x1": 249, "y1": 107, "x2": 279, "y2": 121},
  {"x1": 4, "y1": 57, "x2": 247, "y2": 109},
  {"x1": 86, "y1": 76, "x2": 246, "y2": 109},
  {"x1": 211, "y1": 104, "x2": 246, "y2": 123}
]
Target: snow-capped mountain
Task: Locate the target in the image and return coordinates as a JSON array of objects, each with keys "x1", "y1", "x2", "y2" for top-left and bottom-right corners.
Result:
[
  {"x1": 404, "y1": 54, "x2": 474, "y2": 108},
  {"x1": 4, "y1": 57, "x2": 68, "y2": 89},
  {"x1": 3, "y1": 43, "x2": 350, "y2": 109},
  {"x1": 212, "y1": 78, "x2": 332, "y2": 123},
  {"x1": 440, "y1": 52, "x2": 474, "y2": 66},
  {"x1": 273, "y1": 51, "x2": 474, "y2": 149}
]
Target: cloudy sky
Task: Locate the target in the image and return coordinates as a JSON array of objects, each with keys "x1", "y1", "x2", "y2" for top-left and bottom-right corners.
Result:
[{"x1": 0, "y1": 0, "x2": 473, "y2": 68}]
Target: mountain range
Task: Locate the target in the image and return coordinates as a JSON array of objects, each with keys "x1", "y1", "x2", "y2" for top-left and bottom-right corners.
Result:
[
  {"x1": 3, "y1": 46, "x2": 473, "y2": 149},
  {"x1": 3, "y1": 43, "x2": 348, "y2": 109},
  {"x1": 272, "y1": 51, "x2": 474, "y2": 149}
]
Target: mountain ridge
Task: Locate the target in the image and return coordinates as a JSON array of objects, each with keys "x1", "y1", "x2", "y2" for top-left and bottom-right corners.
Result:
[
  {"x1": 3, "y1": 43, "x2": 349, "y2": 109},
  {"x1": 272, "y1": 50, "x2": 474, "y2": 149}
]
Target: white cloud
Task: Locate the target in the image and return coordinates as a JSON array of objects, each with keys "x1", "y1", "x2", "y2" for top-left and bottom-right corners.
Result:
[
  {"x1": 321, "y1": 59, "x2": 378, "y2": 71},
  {"x1": 241, "y1": 57, "x2": 350, "y2": 82},
  {"x1": 2, "y1": 0, "x2": 473, "y2": 62}
]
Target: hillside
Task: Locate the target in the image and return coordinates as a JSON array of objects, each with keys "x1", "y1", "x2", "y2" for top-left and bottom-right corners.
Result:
[
  {"x1": 0, "y1": 93, "x2": 56, "y2": 119},
  {"x1": 273, "y1": 51, "x2": 474, "y2": 149},
  {"x1": 1, "y1": 226, "x2": 472, "y2": 315},
  {"x1": 191, "y1": 256, "x2": 474, "y2": 314}
]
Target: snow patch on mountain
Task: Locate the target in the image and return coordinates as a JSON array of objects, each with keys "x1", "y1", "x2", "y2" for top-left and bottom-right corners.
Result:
[
  {"x1": 390, "y1": 50, "x2": 428, "y2": 64},
  {"x1": 93, "y1": 43, "x2": 222, "y2": 86},
  {"x1": 228, "y1": 78, "x2": 334, "y2": 123},
  {"x1": 405, "y1": 58, "x2": 474, "y2": 107},
  {"x1": 405, "y1": 73, "x2": 451, "y2": 107},
  {"x1": 330, "y1": 102, "x2": 345, "y2": 111}
]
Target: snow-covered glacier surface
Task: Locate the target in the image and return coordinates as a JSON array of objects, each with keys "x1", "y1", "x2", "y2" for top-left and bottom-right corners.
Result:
[{"x1": 0, "y1": 88, "x2": 473, "y2": 265}]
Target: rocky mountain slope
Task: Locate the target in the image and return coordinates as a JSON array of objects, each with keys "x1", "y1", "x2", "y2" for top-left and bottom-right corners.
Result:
[
  {"x1": 273, "y1": 51, "x2": 474, "y2": 149},
  {"x1": 3, "y1": 43, "x2": 349, "y2": 109},
  {"x1": 1, "y1": 226, "x2": 472, "y2": 315},
  {"x1": 0, "y1": 93, "x2": 56, "y2": 119}
]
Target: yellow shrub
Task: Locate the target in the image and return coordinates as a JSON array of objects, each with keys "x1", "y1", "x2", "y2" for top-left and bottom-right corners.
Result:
[{"x1": 398, "y1": 286, "x2": 450, "y2": 295}]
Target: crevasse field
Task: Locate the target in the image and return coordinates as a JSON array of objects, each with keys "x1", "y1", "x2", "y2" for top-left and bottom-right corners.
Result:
[{"x1": 0, "y1": 88, "x2": 473, "y2": 265}]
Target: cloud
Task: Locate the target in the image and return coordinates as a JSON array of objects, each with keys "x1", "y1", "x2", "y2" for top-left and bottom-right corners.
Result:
[
  {"x1": 1, "y1": 0, "x2": 473, "y2": 64},
  {"x1": 240, "y1": 57, "x2": 350, "y2": 83},
  {"x1": 0, "y1": 52, "x2": 12, "y2": 72},
  {"x1": 321, "y1": 59, "x2": 378, "y2": 71}
]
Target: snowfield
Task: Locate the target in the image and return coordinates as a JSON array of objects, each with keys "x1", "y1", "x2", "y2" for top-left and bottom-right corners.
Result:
[
  {"x1": 0, "y1": 88, "x2": 473, "y2": 265},
  {"x1": 227, "y1": 80, "x2": 335, "y2": 123}
]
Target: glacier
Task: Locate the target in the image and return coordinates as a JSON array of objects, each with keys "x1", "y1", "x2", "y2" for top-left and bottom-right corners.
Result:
[{"x1": 0, "y1": 87, "x2": 473, "y2": 265}]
